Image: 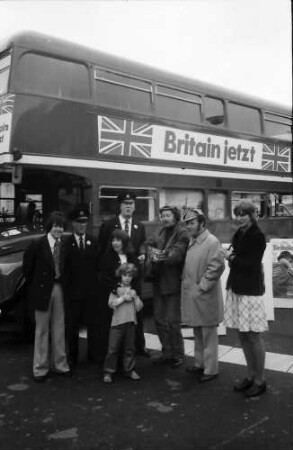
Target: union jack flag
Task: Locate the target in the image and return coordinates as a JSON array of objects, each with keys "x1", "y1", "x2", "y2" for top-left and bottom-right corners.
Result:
[
  {"x1": 0, "y1": 94, "x2": 15, "y2": 116},
  {"x1": 98, "y1": 116, "x2": 153, "y2": 158},
  {"x1": 262, "y1": 143, "x2": 291, "y2": 172}
]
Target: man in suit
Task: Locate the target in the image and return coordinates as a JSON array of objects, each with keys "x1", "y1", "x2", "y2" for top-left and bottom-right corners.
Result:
[
  {"x1": 97, "y1": 191, "x2": 149, "y2": 356},
  {"x1": 23, "y1": 211, "x2": 71, "y2": 382},
  {"x1": 63, "y1": 205, "x2": 99, "y2": 367}
]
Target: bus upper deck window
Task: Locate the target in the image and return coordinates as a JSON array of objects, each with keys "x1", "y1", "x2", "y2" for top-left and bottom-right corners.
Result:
[
  {"x1": 228, "y1": 102, "x2": 261, "y2": 135},
  {"x1": 14, "y1": 53, "x2": 90, "y2": 101},
  {"x1": 155, "y1": 84, "x2": 202, "y2": 124},
  {"x1": 204, "y1": 97, "x2": 225, "y2": 127},
  {"x1": 264, "y1": 113, "x2": 292, "y2": 142}
]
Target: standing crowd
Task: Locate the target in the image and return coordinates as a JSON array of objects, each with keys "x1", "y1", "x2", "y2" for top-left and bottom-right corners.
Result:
[{"x1": 23, "y1": 193, "x2": 268, "y2": 398}]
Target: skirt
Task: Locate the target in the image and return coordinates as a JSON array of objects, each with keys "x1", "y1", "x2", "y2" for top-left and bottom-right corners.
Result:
[{"x1": 224, "y1": 289, "x2": 268, "y2": 332}]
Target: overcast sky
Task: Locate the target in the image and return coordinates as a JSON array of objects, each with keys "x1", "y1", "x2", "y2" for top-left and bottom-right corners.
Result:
[{"x1": 0, "y1": 0, "x2": 292, "y2": 107}]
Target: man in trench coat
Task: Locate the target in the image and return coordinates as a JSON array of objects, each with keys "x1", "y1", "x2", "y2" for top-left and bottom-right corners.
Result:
[{"x1": 181, "y1": 209, "x2": 225, "y2": 382}]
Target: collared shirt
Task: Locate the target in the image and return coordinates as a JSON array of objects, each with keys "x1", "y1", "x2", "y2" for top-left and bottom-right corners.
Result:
[
  {"x1": 47, "y1": 233, "x2": 60, "y2": 254},
  {"x1": 119, "y1": 215, "x2": 132, "y2": 236},
  {"x1": 74, "y1": 233, "x2": 85, "y2": 249}
]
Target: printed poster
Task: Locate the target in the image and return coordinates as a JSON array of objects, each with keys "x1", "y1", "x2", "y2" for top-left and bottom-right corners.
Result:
[{"x1": 271, "y1": 239, "x2": 293, "y2": 302}]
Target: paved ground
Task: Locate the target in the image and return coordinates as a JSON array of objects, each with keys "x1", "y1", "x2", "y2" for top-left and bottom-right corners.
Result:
[{"x1": 0, "y1": 308, "x2": 292, "y2": 450}]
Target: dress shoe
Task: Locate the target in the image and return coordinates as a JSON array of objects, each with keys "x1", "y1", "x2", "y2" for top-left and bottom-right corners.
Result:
[
  {"x1": 186, "y1": 366, "x2": 204, "y2": 375},
  {"x1": 33, "y1": 375, "x2": 48, "y2": 383},
  {"x1": 233, "y1": 377, "x2": 255, "y2": 392},
  {"x1": 199, "y1": 373, "x2": 218, "y2": 383},
  {"x1": 124, "y1": 370, "x2": 141, "y2": 380},
  {"x1": 103, "y1": 374, "x2": 113, "y2": 384},
  {"x1": 245, "y1": 382, "x2": 267, "y2": 398}
]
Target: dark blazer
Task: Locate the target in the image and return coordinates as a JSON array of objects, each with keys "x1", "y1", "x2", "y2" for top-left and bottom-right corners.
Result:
[
  {"x1": 97, "y1": 216, "x2": 146, "y2": 259},
  {"x1": 226, "y1": 222, "x2": 266, "y2": 295},
  {"x1": 63, "y1": 233, "x2": 99, "y2": 304},
  {"x1": 23, "y1": 235, "x2": 65, "y2": 311}
]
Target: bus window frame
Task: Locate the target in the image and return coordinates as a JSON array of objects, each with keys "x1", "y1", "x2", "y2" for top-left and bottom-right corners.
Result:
[{"x1": 98, "y1": 185, "x2": 157, "y2": 222}]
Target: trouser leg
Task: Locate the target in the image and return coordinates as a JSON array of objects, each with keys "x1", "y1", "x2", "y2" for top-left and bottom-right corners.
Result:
[
  {"x1": 166, "y1": 293, "x2": 184, "y2": 359},
  {"x1": 153, "y1": 291, "x2": 172, "y2": 359},
  {"x1": 50, "y1": 283, "x2": 70, "y2": 373},
  {"x1": 201, "y1": 326, "x2": 219, "y2": 375},
  {"x1": 123, "y1": 323, "x2": 136, "y2": 373},
  {"x1": 104, "y1": 325, "x2": 124, "y2": 374},
  {"x1": 135, "y1": 310, "x2": 146, "y2": 352},
  {"x1": 66, "y1": 301, "x2": 81, "y2": 364},
  {"x1": 33, "y1": 309, "x2": 50, "y2": 377}
]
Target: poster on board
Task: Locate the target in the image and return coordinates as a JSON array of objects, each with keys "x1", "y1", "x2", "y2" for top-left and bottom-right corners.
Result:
[{"x1": 270, "y1": 239, "x2": 293, "y2": 303}]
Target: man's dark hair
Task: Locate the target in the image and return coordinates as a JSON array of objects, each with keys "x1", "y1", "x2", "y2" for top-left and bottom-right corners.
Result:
[
  {"x1": 159, "y1": 205, "x2": 181, "y2": 222},
  {"x1": 45, "y1": 211, "x2": 66, "y2": 232}
]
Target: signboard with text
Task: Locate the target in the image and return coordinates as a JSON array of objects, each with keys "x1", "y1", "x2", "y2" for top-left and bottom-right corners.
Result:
[{"x1": 98, "y1": 115, "x2": 291, "y2": 173}]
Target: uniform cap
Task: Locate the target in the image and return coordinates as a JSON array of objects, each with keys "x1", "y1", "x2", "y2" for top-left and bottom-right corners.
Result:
[
  {"x1": 117, "y1": 191, "x2": 136, "y2": 203},
  {"x1": 70, "y1": 206, "x2": 89, "y2": 222}
]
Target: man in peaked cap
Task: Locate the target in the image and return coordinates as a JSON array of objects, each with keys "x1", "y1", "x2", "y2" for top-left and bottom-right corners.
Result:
[
  {"x1": 97, "y1": 190, "x2": 149, "y2": 357},
  {"x1": 63, "y1": 205, "x2": 99, "y2": 367}
]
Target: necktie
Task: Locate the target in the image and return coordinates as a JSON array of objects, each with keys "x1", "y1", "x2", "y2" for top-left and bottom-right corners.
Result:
[
  {"x1": 53, "y1": 240, "x2": 61, "y2": 279},
  {"x1": 124, "y1": 219, "x2": 129, "y2": 236},
  {"x1": 79, "y1": 236, "x2": 84, "y2": 252}
]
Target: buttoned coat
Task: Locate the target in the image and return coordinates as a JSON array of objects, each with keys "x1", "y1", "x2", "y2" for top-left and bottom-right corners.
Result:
[
  {"x1": 23, "y1": 235, "x2": 65, "y2": 312},
  {"x1": 226, "y1": 222, "x2": 266, "y2": 296},
  {"x1": 181, "y1": 229, "x2": 225, "y2": 327},
  {"x1": 63, "y1": 233, "x2": 99, "y2": 318}
]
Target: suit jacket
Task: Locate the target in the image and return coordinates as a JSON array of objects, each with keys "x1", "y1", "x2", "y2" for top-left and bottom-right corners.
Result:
[
  {"x1": 97, "y1": 216, "x2": 146, "y2": 259},
  {"x1": 226, "y1": 222, "x2": 266, "y2": 295},
  {"x1": 63, "y1": 233, "x2": 99, "y2": 304},
  {"x1": 23, "y1": 235, "x2": 65, "y2": 311}
]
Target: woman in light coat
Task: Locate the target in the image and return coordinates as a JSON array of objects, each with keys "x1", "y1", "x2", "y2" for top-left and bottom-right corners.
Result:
[{"x1": 181, "y1": 210, "x2": 225, "y2": 382}]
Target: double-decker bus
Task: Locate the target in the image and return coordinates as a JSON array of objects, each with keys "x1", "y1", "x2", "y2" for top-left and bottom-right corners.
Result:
[{"x1": 0, "y1": 31, "x2": 292, "y2": 320}]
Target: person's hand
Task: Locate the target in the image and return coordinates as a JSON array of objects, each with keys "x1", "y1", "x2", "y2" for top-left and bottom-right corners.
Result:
[
  {"x1": 123, "y1": 293, "x2": 133, "y2": 302},
  {"x1": 222, "y1": 246, "x2": 234, "y2": 260},
  {"x1": 137, "y1": 254, "x2": 145, "y2": 263}
]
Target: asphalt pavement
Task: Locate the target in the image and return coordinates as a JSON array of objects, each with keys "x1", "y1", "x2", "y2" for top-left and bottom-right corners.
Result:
[{"x1": 0, "y1": 308, "x2": 292, "y2": 450}]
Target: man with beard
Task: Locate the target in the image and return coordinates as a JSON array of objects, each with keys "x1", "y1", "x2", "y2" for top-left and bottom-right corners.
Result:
[{"x1": 147, "y1": 206, "x2": 189, "y2": 368}]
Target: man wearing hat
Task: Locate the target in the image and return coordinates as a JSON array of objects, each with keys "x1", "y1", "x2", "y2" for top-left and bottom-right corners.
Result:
[
  {"x1": 63, "y1": 205, "x2": 99, "y2": 367},
  {"x1": 181, "y1": 209, "x2": 225, "y2": 382},
  {"x1": 97, "y1": 191, "x2": 148, "y2": 356}
]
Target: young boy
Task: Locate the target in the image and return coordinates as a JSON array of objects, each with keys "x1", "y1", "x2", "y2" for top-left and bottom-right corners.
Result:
[{"x1": 103, "y1": 263, "x2": 143, "y2": 383}]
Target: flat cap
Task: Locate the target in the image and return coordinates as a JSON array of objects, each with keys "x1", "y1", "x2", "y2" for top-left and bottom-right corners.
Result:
[{"x1": 183, "y1": 209, "x2": 200, "y2": 222}]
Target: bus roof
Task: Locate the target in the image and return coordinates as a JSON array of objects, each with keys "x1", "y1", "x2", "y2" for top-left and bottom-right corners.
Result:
[{"x1": 1, "y1": 30, "x2": 291, "y2": 116}]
